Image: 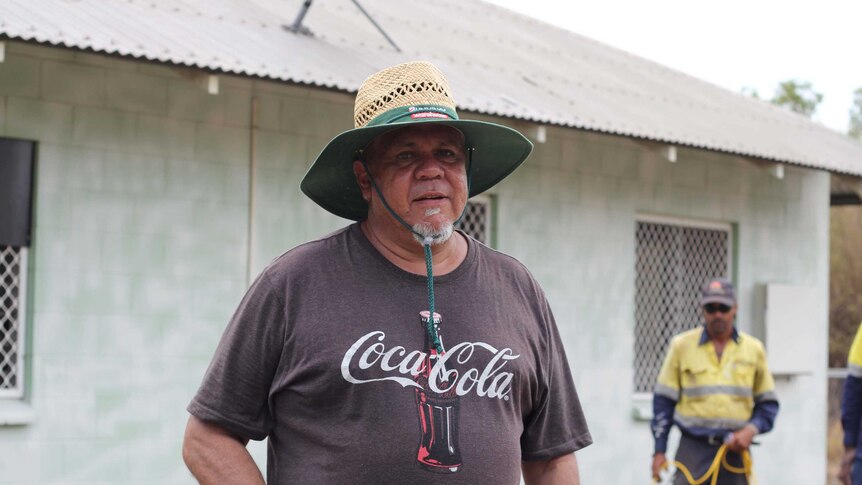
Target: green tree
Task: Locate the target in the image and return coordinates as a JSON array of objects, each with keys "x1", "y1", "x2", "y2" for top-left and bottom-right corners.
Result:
[
  {"x1": 850, "y1": 87, "x2": 862, "y2": 140},
  {"x1": 771, "y1": 79, "x2": 823, "y2": 118},
  {"x1": 741, "y1": 86, "x2": 760, "y2": 99}
]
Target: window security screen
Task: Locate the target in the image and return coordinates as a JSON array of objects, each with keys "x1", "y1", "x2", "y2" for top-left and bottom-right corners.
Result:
[
  {"x1": 0, "y1": 246, "x2": 25, "y2": 398},
  {"x1": 633, "y1": 220, "x2": 731, "y2": 393},
  {"x1": 455, "y1": 198, "x2": 491, "y2": 245}
]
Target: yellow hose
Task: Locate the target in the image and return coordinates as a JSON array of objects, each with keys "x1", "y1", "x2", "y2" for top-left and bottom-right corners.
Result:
[{"x1": 653, "y1": 444, "x2": 756, "y2": 485}]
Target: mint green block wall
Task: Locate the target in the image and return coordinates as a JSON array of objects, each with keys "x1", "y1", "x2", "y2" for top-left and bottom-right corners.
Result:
[
  {"x1": 0, "y1": 42, "x2": 263, "y2": 483},
  {"x1": 6, "y1": 97, "x2": 74, "y2": 143},
  {"x1": 106, "y1": 71, "x2": 169, "y2": 115},
  {"x1": 0, "y1": 53, "x2": 40, "y2": 97},
  {"x1": 41, "y1": 60, "x2": 106, "y2": 107}
]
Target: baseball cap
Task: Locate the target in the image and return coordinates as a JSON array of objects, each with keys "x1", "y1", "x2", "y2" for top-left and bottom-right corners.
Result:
[{"x1": 699, "y1": 278, "x2": 736, "y2": 307}]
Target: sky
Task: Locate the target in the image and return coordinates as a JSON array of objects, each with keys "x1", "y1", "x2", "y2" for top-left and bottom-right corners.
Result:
[{"x1": 483, "y1": 0, "x2": 861, "y2": 134}]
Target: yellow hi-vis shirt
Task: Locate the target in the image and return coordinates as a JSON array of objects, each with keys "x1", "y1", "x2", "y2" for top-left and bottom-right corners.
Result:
[
  {"x1": 848, "y1": 324, "x2": 862, "y2": 373},
  {"x1": 654, "y1": 327, "x2": 777, "y2": 432},
  {"x1": 843, "y1": 323, "x2": 862, "y2": 452}
]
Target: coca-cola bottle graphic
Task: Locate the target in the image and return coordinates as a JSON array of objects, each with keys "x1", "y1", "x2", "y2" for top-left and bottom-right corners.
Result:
[{"x1": 414, "y1": 311, "x2": 462, "y2": 473}]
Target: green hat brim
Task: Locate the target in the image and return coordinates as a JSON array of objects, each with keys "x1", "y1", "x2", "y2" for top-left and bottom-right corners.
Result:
[{"x1": 300, "y1": 118, "x2": 533, "y2": 221}]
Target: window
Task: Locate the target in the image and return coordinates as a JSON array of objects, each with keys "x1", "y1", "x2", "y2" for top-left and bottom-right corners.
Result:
[
  {"x1": 633, "y1": 216, "x2": 732, "y2": 394},
  {"x1": 0, "y1": 138, "x2": 35, "y2": 402},
  {"x1": 0, "y1": 246, "x2": 26, "y2": 398},
  {"x1": 455, "y1": 196, "x2": 493, "y2": 245}
]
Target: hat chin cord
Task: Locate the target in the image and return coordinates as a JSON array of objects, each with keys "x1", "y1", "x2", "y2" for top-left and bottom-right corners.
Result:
[{"x1": 358, "y1": 148, "x2": 474, "y2": 353}]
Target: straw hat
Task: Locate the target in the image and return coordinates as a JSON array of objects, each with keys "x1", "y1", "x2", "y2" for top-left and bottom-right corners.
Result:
[{"x1": 300, "y1": 61, "x2": 533, "y2": 221}]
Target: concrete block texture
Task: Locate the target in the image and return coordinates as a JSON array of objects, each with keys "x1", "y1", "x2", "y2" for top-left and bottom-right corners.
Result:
[
  {"x1": 67, "y1": 271, "x2": 135, "y2": 316},
  {"x1": 601, "y1": 145, "x2": 640, "y2": 179},
  {"x1": 42, "y1": 60, "x2": 106, "y2": 107},
  {"x1": 74, "y1": 51, "x2": 138, "y2": 73},
  {"x1": 62, "y1": 437, "x2": 130, "y2": 482},
  {"x1": 194, "y1": 123, "x2": 249, "y2": 165},
  {"x1": 102, "y1": 152, "x2": 168, "y2": 196},
  {"x1": 252, "y1": 93, "x2": 282, "y2": 131},
  {"x1": 530, "y1": 136, "x2": 563, "y2": 169},
  {"x1": 167, "y1": 78, "x2": 224, "y2": 123},
  {"x1": 36, "y1": 143, "x2": 105, "y2": 194},
  {"x1": 7, "y1": 41, "x2": 75, "y2": 61},
  {"x1": 106, "y1": 70, "x2": 168, "y2": 115},
  {"x1": 30, "y1": 393, "x2": 98, "y2": 440},
  {"x1": 32, "y1": 226, "x2": 101, "y2": 273},
  {"x1": 669, "y1": 154, "x2": 707, "y2": 188},
  {"x1": 135, "y1": 114, "x2": 195, "y2": 159},
  {"x1": 281, "y1": 96, "x2": 339, "y2": 137},
  {"x1": 5, "y1": 96, "x2": 73, "y2": 143},
  {"x1": 100, "y1": 231, "x2": 167, "y2": 275},
  {"x1": 73, "y1": 106, "x2": 137, "y2": 151},
  {"x1": 31, "y1": 312, "x2": 99, "y2": 358},
  {"x1": 222, "y1": 86, "x2": 252, "y2": 127},
  {"x1": 164, "y1": 158, "x2": 239, "y2": 203},
  {"x1": 0, "y1": 439, "x2": 66, "y2": 483},
  {"x1": 0, "y1": 54, "x2": 41, "y2": 97},
  {"x1": 66, "y1": 190, "x2": 137, "y2": 234},
  {"x1": 254, "y1": 130, "x2": 307, "y2": 171}
]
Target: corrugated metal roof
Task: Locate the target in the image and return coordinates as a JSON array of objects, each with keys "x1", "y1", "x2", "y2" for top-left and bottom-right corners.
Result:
[{"x1": 3, "y1": 0, "x2": 862, "y2": 176}]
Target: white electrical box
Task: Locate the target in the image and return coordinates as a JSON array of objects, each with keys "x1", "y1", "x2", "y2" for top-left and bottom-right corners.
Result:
[{"x1": 764, "y1": 284, "x2": 818, "y2": 375}]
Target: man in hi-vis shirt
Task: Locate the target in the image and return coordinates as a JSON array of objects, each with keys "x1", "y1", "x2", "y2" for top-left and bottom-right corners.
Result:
[{"x1": 651, "y1": 278, "x2": 778, "y2": 484}]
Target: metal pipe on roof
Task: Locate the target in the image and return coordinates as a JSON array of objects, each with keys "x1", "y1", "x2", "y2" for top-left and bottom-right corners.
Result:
[
  {"x1": 351, "y1": 0, "x2": 401, "y2": 53},
  {"x1": 285, "y1": 0, "x2": 313, "y2": 36}
]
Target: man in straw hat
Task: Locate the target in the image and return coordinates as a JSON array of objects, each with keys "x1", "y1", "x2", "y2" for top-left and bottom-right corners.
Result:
[{"x1": 183, "y1": 61, "x2": 591, "y2": 484}]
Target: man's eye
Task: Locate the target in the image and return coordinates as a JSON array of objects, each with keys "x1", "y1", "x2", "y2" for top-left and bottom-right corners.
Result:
[
  {"x1": 396, "y1": 152, "x2": 414, "y2": 160},
  {"x1": 437, "y1": 149, "x2": 461, "y2": 161}
]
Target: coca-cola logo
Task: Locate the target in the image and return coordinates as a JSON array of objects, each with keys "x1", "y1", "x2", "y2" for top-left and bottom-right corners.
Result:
[{"x1": 341, "y1": 331, "x2": 520, "y2": 401}]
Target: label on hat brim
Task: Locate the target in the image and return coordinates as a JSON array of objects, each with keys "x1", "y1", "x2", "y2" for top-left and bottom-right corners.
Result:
[
  {"x1": 409, "y1": 112, "x2": 451, "y2": 120},
  {"x1": 366, "y1": 105, "x2": 459, "y2": 127}
]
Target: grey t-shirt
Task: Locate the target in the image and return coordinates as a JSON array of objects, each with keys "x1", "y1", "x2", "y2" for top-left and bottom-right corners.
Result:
[{"x1": 188, "y1": 223, "x2": 591, "y2": 484}]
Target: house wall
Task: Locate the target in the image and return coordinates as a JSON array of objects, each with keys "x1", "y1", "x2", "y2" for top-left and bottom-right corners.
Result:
[
  {"x1": 0, "y1": 41, "x2": 829, "y2": 484},
  {"x1": 489, "y1": 123, "x2": 829, "y2": 484}
]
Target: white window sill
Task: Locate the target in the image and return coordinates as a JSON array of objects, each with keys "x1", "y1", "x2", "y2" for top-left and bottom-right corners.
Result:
[
  {"x1": 632, "y1": 393, "x2": 653, "y2": 421},
  {"x1": 0, "y1": 400, "x2": 35, "y2": 425}
]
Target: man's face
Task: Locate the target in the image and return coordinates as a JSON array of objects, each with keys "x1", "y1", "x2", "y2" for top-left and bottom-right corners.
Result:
[
  {"x1": 354, "y1": 124, "x2": 468, "y2": 240},
  {"x1": 702, "y1": 302, "x2": 737, "y2": 338}
]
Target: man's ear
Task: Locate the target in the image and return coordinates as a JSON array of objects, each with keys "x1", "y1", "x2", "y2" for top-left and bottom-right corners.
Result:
[{"x1": 353, "y1": 160, "x2": 372, "y2": 202}]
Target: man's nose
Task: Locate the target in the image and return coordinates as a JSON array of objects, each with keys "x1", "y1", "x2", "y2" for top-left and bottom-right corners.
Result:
[{"x1": 414, "y1": 152, "x2": 445, "y2": 178}]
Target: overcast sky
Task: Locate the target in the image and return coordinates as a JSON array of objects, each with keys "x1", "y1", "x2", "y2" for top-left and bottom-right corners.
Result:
[{"x1": 483, "y1": 0, "x2": 861, "y2": 134}]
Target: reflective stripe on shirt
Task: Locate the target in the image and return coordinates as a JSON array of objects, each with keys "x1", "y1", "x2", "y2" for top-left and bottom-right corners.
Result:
[
  {"x1": 674, "y1": 412, "x2": 749, "y2": 431},
  {"x1": 654, "y1": 383, "x2": 679, "y2": 401},
  {"x1": 755, "y1": 390, "x2": 778, "y2": 403},
  {"x1": 681, "y1": 385, "x2": 753, "y2": 398}
]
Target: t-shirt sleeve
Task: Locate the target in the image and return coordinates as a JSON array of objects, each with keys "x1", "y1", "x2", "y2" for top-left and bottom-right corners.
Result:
[
  {"x1": 520, "y1": 299, "x2": 592, "y2": 461},
  {"x1": 187, "y1": 271, "x2": 286, "y2": 441}
]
